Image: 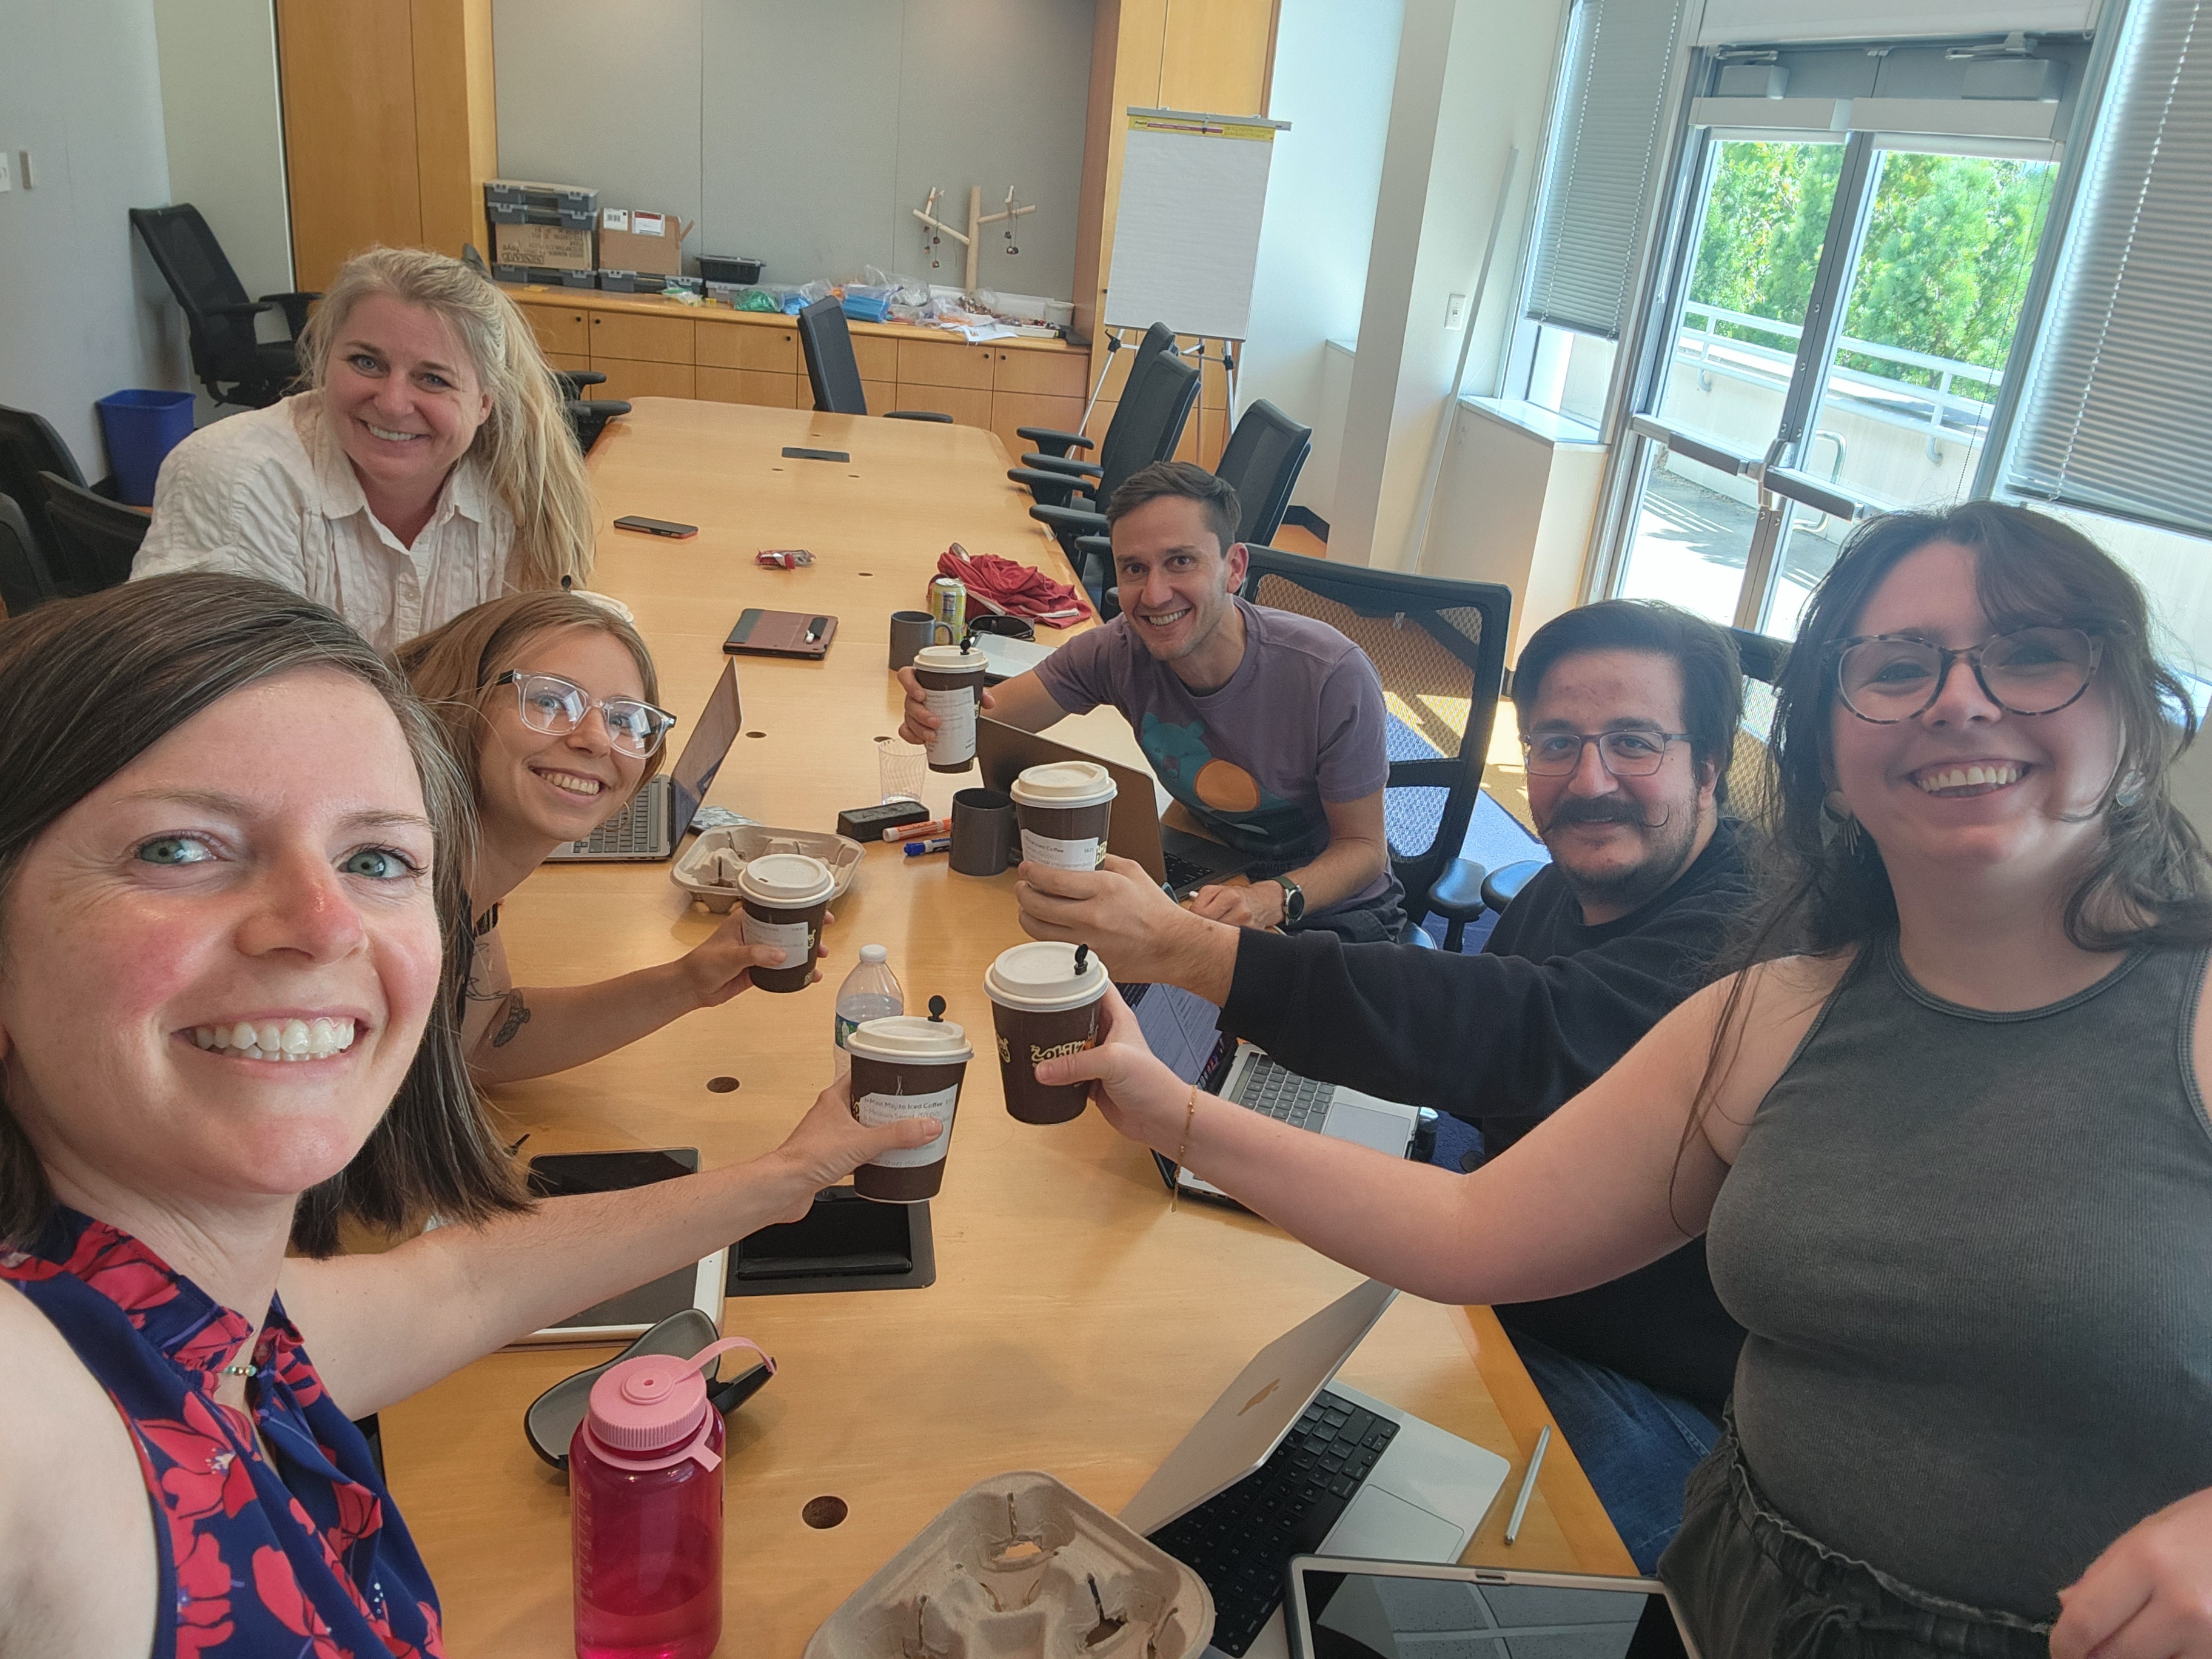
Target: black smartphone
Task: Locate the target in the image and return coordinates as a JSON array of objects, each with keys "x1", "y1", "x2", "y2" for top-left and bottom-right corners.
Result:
[{"x1": 613, "y1": 514, "x2": 699, "y2": 538}]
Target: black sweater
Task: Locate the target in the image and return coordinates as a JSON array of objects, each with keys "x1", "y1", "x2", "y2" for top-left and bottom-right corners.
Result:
[{"x1": 1218, "y1": 819, "x2": 1752, "y2": 1407}]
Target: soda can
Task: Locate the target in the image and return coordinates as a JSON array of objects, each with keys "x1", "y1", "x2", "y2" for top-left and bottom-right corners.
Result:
[{"x1": 928, "y1": 575, "x2": 966, "y2": 638}]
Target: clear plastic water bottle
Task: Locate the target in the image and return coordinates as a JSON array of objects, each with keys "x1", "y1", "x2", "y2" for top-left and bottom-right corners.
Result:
[
  {"x1": 834, "y1": 945, "x2": 904, "y2": 1077},
  {"x1": 571, "y1": 1336, "x2": 768, "y2": 1659}
]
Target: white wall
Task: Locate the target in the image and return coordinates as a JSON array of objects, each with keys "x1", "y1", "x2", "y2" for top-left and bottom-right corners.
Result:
[
  {"x1": 1238, "y1": 0, "x2": 1403, "y2": 520},
  {"x1": 151, "y1": 0, "x2": 292, "y2": 300},
  {"x1": 493, "y1": 0, "x2": 1095, "y2": 300},
  {"x1": 1332, "y1": 0, "x2": 1564, "y2": 569},
  {"x1": 0, "y1": 0, "x2": 187, "y2": 474}
]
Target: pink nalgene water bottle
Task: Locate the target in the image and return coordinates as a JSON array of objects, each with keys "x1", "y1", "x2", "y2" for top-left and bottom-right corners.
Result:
[{"x1": 571, "y1": 1336, "x2": 771, "y2": 1659}]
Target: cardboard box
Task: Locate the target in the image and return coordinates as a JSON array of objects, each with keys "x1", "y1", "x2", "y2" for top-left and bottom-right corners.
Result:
[
  {"x1": 489, "y1": 220, "x2": 592, "y2": 272},
  {"x1": 598, "y1": 207, "x2": 692, "y2": 278}
]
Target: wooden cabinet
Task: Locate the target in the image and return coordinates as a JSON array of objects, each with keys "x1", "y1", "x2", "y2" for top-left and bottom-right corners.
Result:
[
  {"x1": 527, "y1": 306, "x2": 591, "y2": 358},
  {"x1": 696, "y1": 324, "x2": 799, "y2": 374},
  {"x1": 862, "y1": 380, "x2": 898, "y2": 414},
  {"x1": 588, "y1": 309, "x2": 695, "y2": 366},
  {"x1": 591, "y1": 360, "x2": 695, "y2": 401},
  {"x1": 697, "y1": 367, "x2": 799, "y2": 408},
  {"x1": 545, "y1": 352, "x2": 591, "y2": 376},
  {"x1": 896, "y1": 337, "x2": 997, "y2": 390},
  {"x1": 991, "y1": 392, "x2": 1087, "y2": 464},
  {"x1": 853, "y1": 337, "x2": 900, "y2": 383},
  {"x1": 989, "y1": 347, "x2": 1088, "y2": 400},
  {"x1": 900, "y1": 384, "x2": 994, "y2": 427}
]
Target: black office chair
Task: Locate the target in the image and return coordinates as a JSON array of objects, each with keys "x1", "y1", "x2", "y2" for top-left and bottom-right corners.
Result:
[
  {"x1": 39, "y1": 472, "x2": 149, "y2": 593},
  {"x1": 1013, "y1": 323, "x2": 1177, "y2": 466},
  {"x1": 1071, "y1": 397, "x2": 1312, "y2": 614},
  {"x1": 1237, "y1": 549, "x2": 1510, "y2": 938},
  {"x1": 551, "y1": 369, "x2": 631, "y2": 454},
  {"x1": 1014, "y1": 349, "x2": 1198, "y2": 585},
  {"x1": 0, "y1": 403, "x2": 85, "y2": 586},
  {"x1": 796, "y1": 298, "x2": 950, "y2": 422},
  {"x1": 130, "y1": 205, "x2": 318, "y2": 409},
  {"x1": 0, "y1": 493, "x2": 58, "y2": 615}
]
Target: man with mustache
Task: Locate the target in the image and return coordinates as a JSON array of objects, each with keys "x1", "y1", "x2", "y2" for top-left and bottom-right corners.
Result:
[{"x1": 1014, "y1": 599, "x2": 1753, "y2": 1570}]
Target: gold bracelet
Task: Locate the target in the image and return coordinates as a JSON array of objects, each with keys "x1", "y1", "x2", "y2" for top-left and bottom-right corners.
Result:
[{"x1": 1169, "y1": 1084, "x2": 1199, "y2": 1213}]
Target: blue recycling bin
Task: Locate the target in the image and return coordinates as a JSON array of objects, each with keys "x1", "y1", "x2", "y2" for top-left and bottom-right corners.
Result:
[{"x1": 95, "y1": 389, "x2": 196, "y2": 506}]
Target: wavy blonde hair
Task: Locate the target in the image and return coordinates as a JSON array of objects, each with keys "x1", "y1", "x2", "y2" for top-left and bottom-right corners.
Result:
[{"x1": 298, "y1": 246, "x2": 595, "y2": 591}]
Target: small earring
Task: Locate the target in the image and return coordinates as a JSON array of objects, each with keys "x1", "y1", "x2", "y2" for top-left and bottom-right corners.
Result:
[{"x1": 1823, "y1": 790, "x2": 1862, "y2": 854}]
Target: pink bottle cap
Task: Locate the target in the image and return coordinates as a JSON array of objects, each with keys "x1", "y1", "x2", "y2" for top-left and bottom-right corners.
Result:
[{"x1": 584, "y1": 1336, "x2": 772, "y2": 1469}]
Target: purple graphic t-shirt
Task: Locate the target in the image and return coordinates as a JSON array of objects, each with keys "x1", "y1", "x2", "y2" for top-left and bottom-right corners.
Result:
[{"x1": 1034, "y1": 596, "x2": 1390, "y2": 905}]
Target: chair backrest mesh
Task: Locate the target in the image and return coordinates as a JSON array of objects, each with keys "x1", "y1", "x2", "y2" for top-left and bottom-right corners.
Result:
[
  {"x1": 798, "y1": 297, "x2": 867, "y2": 415},
  {"x1": 1098, "y1": 350, "x2": 1198, "y2": 498},
  {"x1": 0, "y1": 406, "x2": 82, "y2": 576},
  {"x1": 1216, "y1": 400, "x2": 1312, "y2": 546},
  {"x1": 41, "y1": 473, "x2": 148, "y2": 592},
  {"x1": 131, "y1": 206, "x2": 256, "y2": 363}
]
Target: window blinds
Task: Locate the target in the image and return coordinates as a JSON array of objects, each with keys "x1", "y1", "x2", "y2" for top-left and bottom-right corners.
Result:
[
  {"x1": 2005, "y1": 0, "x2": 2212, "y2": 538},
  {"x1": 1523, "y1": 0, "x2": 1692, "y2": 341}
]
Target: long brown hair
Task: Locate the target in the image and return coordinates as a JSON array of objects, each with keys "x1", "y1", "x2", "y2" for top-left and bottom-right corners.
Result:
[
  {"x1": 1684, "y1": 504, "x2": 2212, "y2": 1165},
  {"x1": 0, "y1": 574, "x2": 528, "y2": 1253},
  {"x1": 392, "y1": 592, "x2": 665, "y2": 809},
  {"x1": 297, "y1": 246, "x2": 596, "y2": 592}
]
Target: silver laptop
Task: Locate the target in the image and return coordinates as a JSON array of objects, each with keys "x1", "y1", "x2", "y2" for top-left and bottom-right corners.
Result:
[
  {"x1": 1127, "y1": 979, "x2": 1424, "y2": 1201},
  {"x1": 1123, "y1": 1278, "x2": 1512, "y2": 1659},
  {"x1": 546, "y1": 660, "x2": 742, "y2": 862},
  {"x1": 976, "y1": 716, "x2": 1252, "y2": 897}
]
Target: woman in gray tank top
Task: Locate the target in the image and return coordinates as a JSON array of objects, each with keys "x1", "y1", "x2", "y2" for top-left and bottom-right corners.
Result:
[{"x1": 1041, "y1": 501, "x2": 2212, "y2": 1659}]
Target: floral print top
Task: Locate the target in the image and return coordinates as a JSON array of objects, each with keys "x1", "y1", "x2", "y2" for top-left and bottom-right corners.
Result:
[{"x1": 2, "y1": 1207, "x2": 444, "y2": 1658}]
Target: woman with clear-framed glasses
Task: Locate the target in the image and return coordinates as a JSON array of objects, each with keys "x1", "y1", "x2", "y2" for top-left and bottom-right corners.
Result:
[
  {"x1": 396, "y1": 592, "x2": 805, "y2": 1084},
  {"x1": 1034, "y1": 503, "x2": 2212, "y2": 1658}
]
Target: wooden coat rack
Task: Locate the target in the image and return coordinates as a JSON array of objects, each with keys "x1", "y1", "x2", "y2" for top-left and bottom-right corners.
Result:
[{"x1": 913, "y1": 186, "x2": 1036, "y2": 294}]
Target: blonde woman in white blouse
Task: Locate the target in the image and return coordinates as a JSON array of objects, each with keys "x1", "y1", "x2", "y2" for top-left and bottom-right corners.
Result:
[{"x1": 134, "y1": 246, "x2": 596, "y2": 651}]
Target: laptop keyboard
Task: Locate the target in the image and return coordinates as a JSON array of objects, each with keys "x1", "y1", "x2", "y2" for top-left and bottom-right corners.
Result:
[
  {"x1": 576, "y1": 786, "x2": 656, "y2": 856},
  {"x1": 1234, "y1": 1053, "x2": 1334, "y2": 1131},
  {"x1": 1162, "y1": 849, "x2": 1216, "y2": 893},
  {"x1": 1148, "y1": 1388, "x2": 1400, "y2": 1657}
]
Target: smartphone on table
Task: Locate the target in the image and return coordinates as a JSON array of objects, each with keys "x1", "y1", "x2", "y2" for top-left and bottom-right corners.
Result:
[{"x1": 613, "y1": 514, "x2": 699, "y2": 538}]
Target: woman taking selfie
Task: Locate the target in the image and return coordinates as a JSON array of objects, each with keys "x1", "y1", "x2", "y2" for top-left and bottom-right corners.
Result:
[
  {"x1": 0, "y1": 574, "x2": 935, "y2": 1655},
  {"x1": 397, "y1": 591, "x2": 805, "y2": 1084},
  {"x1": 134, "y1": 246, "x2": 597, "y2": 650},
  {"x1": 1037, "y1": 504, "x2": 2212, "y2": 1658}
]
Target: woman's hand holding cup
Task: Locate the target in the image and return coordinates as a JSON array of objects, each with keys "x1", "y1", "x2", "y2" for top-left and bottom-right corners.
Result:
[
  {"x1": 677, "y1": 907, "x2": 837, "y2": 1008},
  {"x1": 766, "y1": 1076, "x2": 941, "y2": 1224},
  {"x1": 1030, "y1": 986, "x2": 1193, "y2": 1152}
]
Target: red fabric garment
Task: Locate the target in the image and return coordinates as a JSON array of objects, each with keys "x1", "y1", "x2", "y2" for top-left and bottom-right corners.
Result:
[{"x1": 936, "y1": 543, "x2": 1093, "y2": 626}]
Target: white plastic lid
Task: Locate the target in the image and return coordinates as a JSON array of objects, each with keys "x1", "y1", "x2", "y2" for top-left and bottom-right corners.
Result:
[
  {"x1": 1010, "y1": 760, "x2": 1117, "y2": 810},
  {"x1": 736, "y1": 852, "x2": 834, "y2": 908},
  {"x1": 845, "y1": 1013, "x2": 973, "y2": 1065},
  {"x1": 913, "y1": 643, "x2": 988, "y2": 674},
  {"x1": 985, "y1": 940, "x2": 1110, "y2": 1013},
  {"x1": 859, "y1": 944, "x2": 888, "y2": 963}
]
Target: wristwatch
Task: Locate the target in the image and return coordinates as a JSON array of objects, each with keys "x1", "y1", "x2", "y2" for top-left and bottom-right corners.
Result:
[{"x1": 1269, "y1": 874, "x2": 1307, "y2": 926}]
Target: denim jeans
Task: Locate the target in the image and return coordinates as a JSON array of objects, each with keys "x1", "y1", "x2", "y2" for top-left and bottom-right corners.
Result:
[{"x1": 1508, "y1": 1332, "x2": 1721, "y2": 1575}]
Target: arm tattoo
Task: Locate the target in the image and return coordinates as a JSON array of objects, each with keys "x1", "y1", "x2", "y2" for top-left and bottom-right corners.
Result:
[{"x1": 491, "y1": 990, "x2": 532, "y2": 1048}]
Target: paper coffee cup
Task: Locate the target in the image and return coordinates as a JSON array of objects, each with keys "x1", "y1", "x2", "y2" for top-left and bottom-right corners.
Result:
[
  {"x1": 1010, "y1": 761, "x2": 1116, "y2": 871},
  {"x1": 736, "y1": 853, "x2": 834, "y2": 993},
  {"x1": 845, "y1": 1013, "x2": 973, "y2": 1202},
  {"x1": 985, "y1": 941, "x2": 1110, "y2": 1124},
  {"x1": 913, "y1": 643, "x2": 990, "y2": 773}
]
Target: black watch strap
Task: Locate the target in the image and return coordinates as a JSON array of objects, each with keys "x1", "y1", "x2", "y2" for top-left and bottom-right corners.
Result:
[{"x1": 1271, "y1": 874, "x2": 1306, "y2": 925}]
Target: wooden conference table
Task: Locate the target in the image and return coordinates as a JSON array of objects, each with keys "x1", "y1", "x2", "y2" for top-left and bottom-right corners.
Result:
[{"x1": 380, "y1": 399, "x2": 1632, "y2": 1652}]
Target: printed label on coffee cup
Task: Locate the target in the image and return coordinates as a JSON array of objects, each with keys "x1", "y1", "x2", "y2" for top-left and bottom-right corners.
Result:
[
  {"x1": 922, "y1": 683, "x2": 976, "y2": 764},
  {"x1": 742, "y1": 915, "x2": 813, "y2": 959},
  {"x1": 1020, "y1": 829, "x2": 1104, "y2": 870},
  {"x1": 1029, "y1": 1036, "x2": 1096, "y2": 1067},
  {"x1": 855, "y1": 1087, "x2": 957, "y2": 1167}
]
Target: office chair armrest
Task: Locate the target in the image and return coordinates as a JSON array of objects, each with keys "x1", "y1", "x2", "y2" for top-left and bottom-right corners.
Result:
[
  {"x1": 1019, "y1": 453, "x2": 1104, "y2": 479},
  {"x1": 1030, "y1": 503, "x2": 1110, "y2": 537},
  {"x1": 1481, "y1": 860, "x2": 1546, "y2": 914},
  {"x1": 1016, "y1": 426, "x2": 1094, "y2": 458},
  {"x1": 886, "y1": 410, "x2": 954, "y2": 423},
  {"x1": 1425, "y1": 859, "x2": 1490, "y2": 926},
  {"x1": 1005, "y1": 467, "x2": 1093, "y2": 509},
  {"x1": 554, "y1": 369, "x2": 609, "y2": 396},
  {"x1": 207, "y1": 301, "x2": 272, "y2": 321},
  {"x1": 1074, "y1": 533, "x2": 1110, "y2": 563},
  {"x1": 258, "y1": 292, "x2": 321, "y2": 336}
]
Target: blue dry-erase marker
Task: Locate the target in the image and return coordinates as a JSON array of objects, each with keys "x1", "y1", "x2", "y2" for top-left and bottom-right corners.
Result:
[{"x1": 903, "y1": 836, "x2": 953, "y2": 857}]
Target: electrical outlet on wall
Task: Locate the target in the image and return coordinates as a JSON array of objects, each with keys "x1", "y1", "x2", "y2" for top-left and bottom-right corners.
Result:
[
  {"x1": 1444, "y1": 292, "x2": 1469, "y2": 330},
  {"x1": 18, "y1": 150, "x2": 32, "y2": 189}
]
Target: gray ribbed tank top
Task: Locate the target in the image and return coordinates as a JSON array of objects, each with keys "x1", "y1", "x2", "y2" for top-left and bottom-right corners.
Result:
[{"x1": 1707, "y1": 937, "x2": 2212, "y2": 1620}]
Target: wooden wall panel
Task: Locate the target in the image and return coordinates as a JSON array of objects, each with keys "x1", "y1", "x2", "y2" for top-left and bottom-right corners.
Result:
[
  {"x1": 410, "y1": 0, "x2": 498, "y2": 260},
  {"x1": 278, "y1": 0, "x2": 423, "y2": 291},
  {"x1": 1159, "y1": 0, "x2": 1278, "y2": 116}
]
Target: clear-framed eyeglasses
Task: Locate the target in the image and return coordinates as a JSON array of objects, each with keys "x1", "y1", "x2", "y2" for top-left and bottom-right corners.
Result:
[
  {"x1": 493, "y1": 670, "x2": 676, "y2": 757},
  {"x1": 1831, "y1": 626, "x2": 2101, "y2": 724},
  {"x1": 1521, "y1": 730, "x2": 1691, "y2": 778}
]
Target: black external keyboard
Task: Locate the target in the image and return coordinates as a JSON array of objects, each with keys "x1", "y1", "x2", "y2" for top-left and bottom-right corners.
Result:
[
  {"x1": 1236, "y1": 1053, "x2": 1334, "y2": 1131},
  {"x1": 1162, "y1": 850, "x2": 1215, "y2": 892},
  {"x1": 1148, "y1": 1388, "x2": 1399, "y2": 1656}
]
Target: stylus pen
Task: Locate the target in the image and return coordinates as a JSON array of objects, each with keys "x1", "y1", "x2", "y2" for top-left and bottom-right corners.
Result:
[{"x1": 1503, "y1": 1425, "x2": 1550, "y2": 1544}]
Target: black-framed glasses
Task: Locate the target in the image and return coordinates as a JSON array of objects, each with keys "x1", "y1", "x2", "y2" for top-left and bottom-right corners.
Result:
[
  {"x1": 1521, "y1": 730, "x2": 1691, "y2": 778},
  {"x1": 493, "y1": 670, "x2": 676, "y2": 757},
  {"x1": 1832, "y1": 626, "x2": 2101, "y2": 724}
]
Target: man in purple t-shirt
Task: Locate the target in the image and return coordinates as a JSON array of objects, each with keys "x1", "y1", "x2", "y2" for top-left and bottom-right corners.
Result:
[{"x1": 898, "y1": 461, "x2": 1402, "y2": 940}]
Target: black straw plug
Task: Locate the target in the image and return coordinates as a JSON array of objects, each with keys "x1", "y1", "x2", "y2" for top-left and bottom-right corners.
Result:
[
  {"x1": 1074, "y1": 943, "x2": 1090, "y2": 975},
  {"x1": 928, "y1": 995, "x2": 946, "y2": 1022}
]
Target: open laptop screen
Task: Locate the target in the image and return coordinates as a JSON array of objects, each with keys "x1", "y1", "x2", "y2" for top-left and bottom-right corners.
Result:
[{"x1": 668, "y1": 660, "x2": 742, "y2": 835}]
